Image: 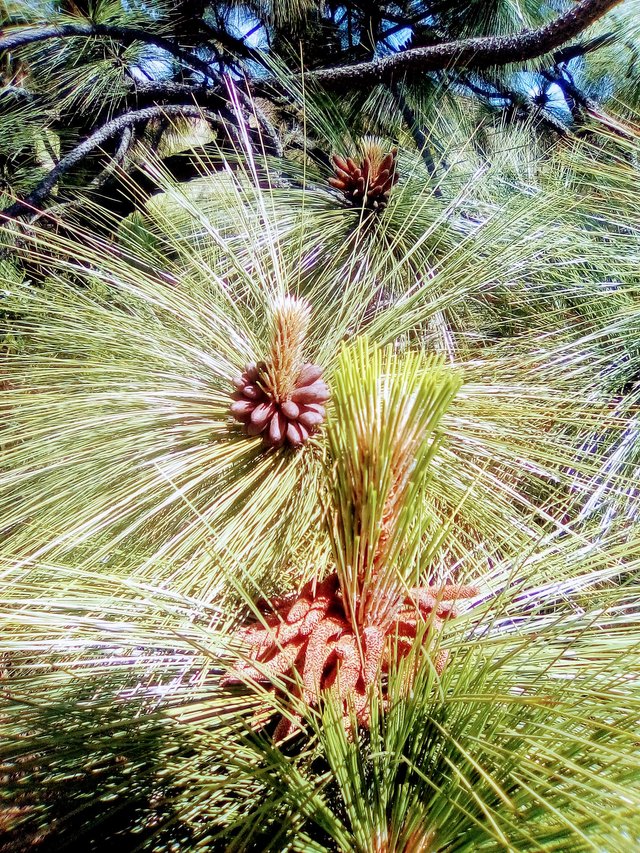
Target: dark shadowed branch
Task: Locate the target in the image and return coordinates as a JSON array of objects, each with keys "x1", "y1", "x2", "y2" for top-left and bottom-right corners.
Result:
[
  {"x1": 0, "y1": 23, "x2": 220, "y2": 82},
  {"x1": 389, "y1": 83, "x2": 442, "y2": 194},
  {"x1": 1, "y1": 104, "x2": 235, "y2": 218}
]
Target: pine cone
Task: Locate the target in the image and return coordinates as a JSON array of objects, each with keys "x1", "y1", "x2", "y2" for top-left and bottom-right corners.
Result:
[
  {"x1": 230, "y1": 361, "x2": 329, "y2": 448},
  {"x1": 329, "y1": 144, "x2": 399, "y2": 211}
]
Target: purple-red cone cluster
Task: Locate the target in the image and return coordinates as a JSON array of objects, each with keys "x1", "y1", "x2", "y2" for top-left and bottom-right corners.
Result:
[
  {"x1": 329, "y1": 146, "x2": 399, "y2": 211},
  {"x1": 230, "y1": 361, "x2": 329, "y2": 448}
]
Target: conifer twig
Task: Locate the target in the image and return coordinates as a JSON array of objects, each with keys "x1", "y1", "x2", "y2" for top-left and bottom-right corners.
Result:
[
  {"x1": 0, "y1": 105, "x2": 236, "y2": 218},
  {"x1": 0, "y1": 23, "x2": 219, "y2": 82}
]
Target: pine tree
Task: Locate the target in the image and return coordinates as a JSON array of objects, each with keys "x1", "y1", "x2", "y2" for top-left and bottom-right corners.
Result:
[
  {"x1": 0, "y1": 0, "x2": 638, "y2": 218},
  {"x1": 1, "y1": 2, "x2": 640, "y2": 850}
]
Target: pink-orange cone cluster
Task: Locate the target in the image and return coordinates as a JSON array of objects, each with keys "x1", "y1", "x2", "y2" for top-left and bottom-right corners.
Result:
[
  {"x1": 230, "y1": 361, "x2": 329, "y2": 448},
  {"x1": 223, "y1": 573, "x2": 477, "y2": 739},
  {"x1": 329, "y1": 144, "x2": 399, "y2": 210}
]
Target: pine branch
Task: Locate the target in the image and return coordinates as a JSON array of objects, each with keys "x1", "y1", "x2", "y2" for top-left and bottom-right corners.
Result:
[
  {"x1": 544, "y1": 68, "x2": 598, "y2": 112},
  {"x1": 552, "y1": 31, "x2": 615, "y2": 64},
  {"x1": 130, "y1": 81, "x2": 221, "y2": 101},
  {"x1": 132, "y1": 79, "x2": 282, "y2": 157},
  {"x1": 90, "y1": 125, "x2": 134, "y2": 187},
  {"x1": 0, "y1": 23, "x2": 219, "y2": 82},
  {"x1": 198, "y1": 18, "x2": 263, "y2": 64},
  {"x1": 0, "y1": 104, "x2": 234, "y2": 219},
  {"x1": 459, "y1": 74, "x2": 569, "y2": 137},
  {"x1": 232, "y1": 81, "x2": 283, "y2": 158},
  {"x1": 388, "y1": 82, "x2": 442, "y2": 194},
  {"x1": 0, "y1": 25, "x2": 282, "y2": 159},
  {"x1": 24, "y1": 127, "x2": 136, "y2": 225},
  {"x1": 303, "y1": 0, "x2": 623, "y2": 89},
  {"x1": 1, "y1": 1, "x2": 621, "y2": 98},
  {"x1": 460, "y1": 75, "x2": 511, "y2": 102},
  {"x1": 548, "y1": 68, "x2": 637, "y2": 138}
]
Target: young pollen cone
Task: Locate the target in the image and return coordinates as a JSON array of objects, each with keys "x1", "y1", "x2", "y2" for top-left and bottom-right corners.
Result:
[
  {"x1": 329, "y1": 139, "x2": 399, "y2": 211},
  {"x1": 229, "y1": 296, "x2": 329, "y2": 448},
  {"x1": 225, "y1": 339, "x2": 479, "y2": 740}
]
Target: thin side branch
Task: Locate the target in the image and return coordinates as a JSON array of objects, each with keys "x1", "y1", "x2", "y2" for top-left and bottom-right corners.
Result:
[
  {"x1": 234, "y1": 81, "x2": 283, "y2": 158},
  {"x1": 0, "y1": 23, "x2": 218, "y2": 82},
  {"x1": 389, "y1": 83, "x2": 442, "y2": 194},
  {"x1": 1, "y1": 105, "x2": 233, "y2": 218},
  {"x1": 132, "y1": 79, "x2": 282, "y2": 156},
  {"x1": 552, "y1": 31, "x2": 615, "y2": 64},
  {"x1": 88, "y1": 125, "x2": 135, "y2": 189},
  {"x1": 304, "y1": 0, "x2": 623, "y2": 89}
]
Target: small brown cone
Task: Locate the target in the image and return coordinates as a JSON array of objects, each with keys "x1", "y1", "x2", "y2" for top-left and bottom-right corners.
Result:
[
  {"x1": 230, "y1": 361, "x2": 329, "y2": 448},
  {"x1": 330, "y1": 140, "x2": 399, "y2": 211}
]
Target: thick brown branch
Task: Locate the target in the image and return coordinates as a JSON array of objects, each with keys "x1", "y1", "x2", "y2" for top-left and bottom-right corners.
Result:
[
  {"x1": 1, "y1": 105, "x2": 233, "y2": 219},
  {"x1": 304, "y1": 0, "x2": 623, "y2": 89},
  {"x1": 1, "y1": 4, "x2": 621, "y2": 104},
  {"x1": 131, "y1": 79, "x2": 282, "y2": 156}
]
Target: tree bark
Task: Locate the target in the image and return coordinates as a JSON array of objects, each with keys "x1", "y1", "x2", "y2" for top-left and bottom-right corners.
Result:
[
  {"x1": 0, "y1": 1, "x2": 622, "y2": 94},
  {"x1": 304, "y1": 0, "x2": 624, "y2": 89}
]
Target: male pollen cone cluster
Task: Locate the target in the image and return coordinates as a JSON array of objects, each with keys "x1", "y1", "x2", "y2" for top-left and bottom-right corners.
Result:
[
  {"x1": 229, "y1": 296, "x2": 329, "y2": 448},
  {"x1": 226, "y1": 339, "x2": 477, "y2": 739},
  {"x1": 329, "y1": 141, "x2": 399, "y2": 210},
  {"x1": 222, "y1": 573, "x2": 478, "y2": 740}
]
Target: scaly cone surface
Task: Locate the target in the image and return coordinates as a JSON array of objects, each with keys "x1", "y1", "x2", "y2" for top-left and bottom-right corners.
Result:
[
  {"x1": 229, "y1": 296, "x2": 329, "y2": 448},
  {"x1": 223, "y1": 338, "x2": 478, "y2": 738}
]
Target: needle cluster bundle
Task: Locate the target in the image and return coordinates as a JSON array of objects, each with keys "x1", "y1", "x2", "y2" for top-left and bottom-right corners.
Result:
[{"x1": 225, "y1": 338, "x2": 476, "y2": 737}]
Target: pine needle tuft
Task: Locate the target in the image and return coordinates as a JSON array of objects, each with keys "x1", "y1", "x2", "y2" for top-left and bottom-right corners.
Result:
[{"x1": 327, "y1": 336, "x2": 463, "y2": 629}]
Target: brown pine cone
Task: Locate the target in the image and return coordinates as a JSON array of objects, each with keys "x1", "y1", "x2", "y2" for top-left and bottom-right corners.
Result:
[
  {"x1": 329, "y1": 145, "x2": 399, "y2": 211},
  {"x1": 230, "y1": 361, "x2": 329, "y2": 448}
]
